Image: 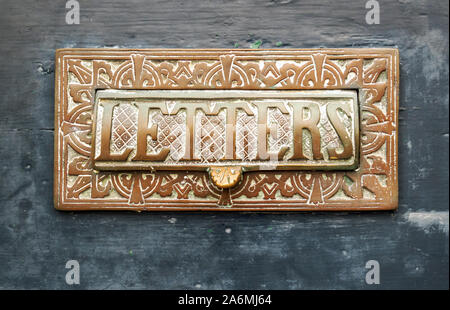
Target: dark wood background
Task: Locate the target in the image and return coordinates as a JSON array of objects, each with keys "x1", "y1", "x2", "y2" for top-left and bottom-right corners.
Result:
[{"x1": 0, "y1": 0, "x2": 448, "y2": 289}]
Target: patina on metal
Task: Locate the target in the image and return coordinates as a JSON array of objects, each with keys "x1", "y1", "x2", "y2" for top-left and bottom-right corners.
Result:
[
  {"x1": 54, "y1": 48, "x2": 399, "y2": 211},
  {"x1": 92, "y1": 90, "x2": 360, "y2": 182}
]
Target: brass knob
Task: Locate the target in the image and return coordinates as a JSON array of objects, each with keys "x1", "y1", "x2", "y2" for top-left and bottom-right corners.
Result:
[{"x1": 209, "y1": 166, "x2": 242, "y2": 189}]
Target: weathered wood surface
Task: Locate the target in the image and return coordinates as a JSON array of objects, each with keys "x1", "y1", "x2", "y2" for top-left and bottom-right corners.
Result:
[{"x1": 0, "y1": 0, "x2": 448, "y2": 289}]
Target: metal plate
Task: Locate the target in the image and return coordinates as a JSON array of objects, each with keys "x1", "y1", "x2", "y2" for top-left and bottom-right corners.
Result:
[
  {"x1": 54, "y1": 48, "x2": 399, "y2": 211},
  {"x1": 92, "y1": 90, "x2": 359, "y2": 171}
]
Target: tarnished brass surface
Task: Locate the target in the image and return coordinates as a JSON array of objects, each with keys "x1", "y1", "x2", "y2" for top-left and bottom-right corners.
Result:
[
  {"x1": 92, "y1": 90, "x2": 359, "y2": 173},
  {"x1": 54, "y1": 48, "x2": 399, "y2": 211},
  {"x1": 209, "y1": 166, "x2": 242, "y2": 189}
]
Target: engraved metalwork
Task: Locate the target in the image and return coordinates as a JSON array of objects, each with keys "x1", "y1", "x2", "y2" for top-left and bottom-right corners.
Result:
[
  {"x1": 92, "y1": 90, "x2": 359, "y2": 171},
  {"x1": 54, "y1": 49, "x2": 399, "y2": 211}
]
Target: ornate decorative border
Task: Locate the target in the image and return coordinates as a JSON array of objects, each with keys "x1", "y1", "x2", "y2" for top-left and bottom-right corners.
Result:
[{"x1": 54, "y1": 49, "x2": 399, "y2": 211}]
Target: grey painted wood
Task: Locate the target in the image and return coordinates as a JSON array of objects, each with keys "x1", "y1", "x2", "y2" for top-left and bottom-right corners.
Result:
[{"x1": 0, "y1": 0, "x2": 448, "y2": 289}]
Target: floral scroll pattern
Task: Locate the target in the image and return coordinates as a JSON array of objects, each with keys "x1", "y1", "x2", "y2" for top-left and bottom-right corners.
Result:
[{"x1": 56, "y1": 50, "x2": 398, "y2": 209}]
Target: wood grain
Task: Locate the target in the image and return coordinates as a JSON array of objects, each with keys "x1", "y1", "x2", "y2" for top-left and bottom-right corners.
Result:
[{"x1": 0, "y1": 0, "x2": 447, "y2": 289}]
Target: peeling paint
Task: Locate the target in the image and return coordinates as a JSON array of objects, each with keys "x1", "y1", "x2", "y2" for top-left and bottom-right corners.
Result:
[
  {"x1": 406, "y1": 140, "x2": 412, "y2": 152},
  {"x1": 404, "y1": 211, "x2": 449, "y2": 235},
  {"x1": 0, "y1": 0, "x2": 448, "y2": 290}
]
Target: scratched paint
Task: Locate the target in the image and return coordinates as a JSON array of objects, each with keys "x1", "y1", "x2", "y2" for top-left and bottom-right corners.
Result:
[
  {"x1": 404, "y1": 211, "x2": 449, "y2": 235},
  {"x1": 0, "y1": 0, "x2": 448, "y2": 289}
]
